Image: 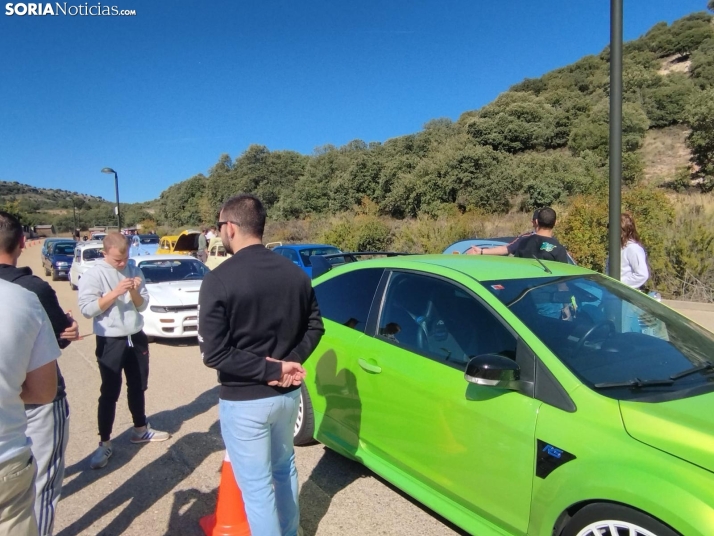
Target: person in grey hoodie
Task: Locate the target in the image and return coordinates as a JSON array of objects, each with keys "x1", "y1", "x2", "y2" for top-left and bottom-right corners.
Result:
[{"x1": 78, "y1": 232, "x2": 169, "y2": 470}]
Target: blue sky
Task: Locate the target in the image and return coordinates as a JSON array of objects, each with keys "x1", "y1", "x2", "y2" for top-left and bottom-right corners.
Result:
[{"x1": 0, "y1": 0, "x2": 707, "y2": 203}]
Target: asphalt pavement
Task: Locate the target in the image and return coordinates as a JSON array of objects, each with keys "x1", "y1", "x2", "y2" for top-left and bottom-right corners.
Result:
[{"x1": 20, "y1": 241, "x2": 466, "y2": 536}]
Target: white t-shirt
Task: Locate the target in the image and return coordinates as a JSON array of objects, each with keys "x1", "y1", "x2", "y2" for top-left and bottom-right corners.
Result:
[
  {"x1": 205, "y1": 231, "x2": 215, "y2": 240},
  {"x1": 0, "y1": 279, "x2": 61, "y2": 464}
]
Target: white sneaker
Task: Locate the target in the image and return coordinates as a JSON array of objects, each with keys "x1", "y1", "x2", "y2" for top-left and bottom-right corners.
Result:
[
  {"x1": 130, "y1": 422, "x2": 170, "y2": 443},
  {"x1": 90, "y1": 441, "x2": 113, "y2": 469}
]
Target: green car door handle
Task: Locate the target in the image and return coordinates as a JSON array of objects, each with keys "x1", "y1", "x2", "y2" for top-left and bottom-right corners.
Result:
[{"x1": 358, "y1": 358, "x2": 382, "y2": 374}]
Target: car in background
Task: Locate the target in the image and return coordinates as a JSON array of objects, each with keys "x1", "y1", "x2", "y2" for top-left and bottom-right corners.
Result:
[
  {"x1": 68, "y1": 242, "x2": 104, "y2": 290},
  {"x1": 157, "y1": 235, "x2": 178, "y2": 254},
  {"x1": 174, "y1": 230, "x2": 202, "y2": 257},
  {"x1": 128, "y1": 234, "x2": 161, "y2": 257},
  {"x1": 40, "y1": 237, "x2": 67, "y2": 259},
  {"x1": 294, "y1": 253, "x2": 714, "y2": 536},
  {"x1": 271, "y1": 243, "x2": 342, "y2": 277},
  {"x1": 91, "y1": 232, "x2": 107, "y2": 241},
  {"x1": 130, "y1": 255, "x2": 209, "y2": 340},
  {"x1": 42, "y1": 240, "x2": 77, "y2": 280},
  {"x1": 444, "y1": 236, "x2": 576, "y2": 265},
  {"x1": 205, "y1": 237, "x2": 231, "y2": 270}
]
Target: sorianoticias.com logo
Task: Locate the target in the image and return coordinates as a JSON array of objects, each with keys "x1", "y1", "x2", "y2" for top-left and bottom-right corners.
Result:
[{"x1": 5, "y1": 3, "x2": 136, "y2": 15}]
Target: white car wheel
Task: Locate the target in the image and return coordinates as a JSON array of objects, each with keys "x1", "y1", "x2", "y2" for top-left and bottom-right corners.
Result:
[
  {"x1": 575, "y1": 521, "x2": 658, "y2": 536},
  {"x1": 293, "y1": 384, "x2": 315, "y2": 446}
]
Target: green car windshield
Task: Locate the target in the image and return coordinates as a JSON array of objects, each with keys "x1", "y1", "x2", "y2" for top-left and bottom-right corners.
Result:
[{"x1": 485, "y1": 274, "x2": 714, "y2": 402}]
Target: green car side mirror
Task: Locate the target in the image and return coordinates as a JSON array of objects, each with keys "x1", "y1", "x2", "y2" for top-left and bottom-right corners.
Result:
[{"x1": 465, "y1": 354, "x2": 521, "y2": 390}]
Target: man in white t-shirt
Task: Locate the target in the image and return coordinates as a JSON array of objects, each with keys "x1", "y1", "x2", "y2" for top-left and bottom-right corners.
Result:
[{"x1": 0, "y1": 279, "x2": 60, "y2": 536}]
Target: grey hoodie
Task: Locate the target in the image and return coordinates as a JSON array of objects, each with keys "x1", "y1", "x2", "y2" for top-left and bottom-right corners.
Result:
[{"x1": 78, "y1": 260, "x2": 149, "y2": 337}]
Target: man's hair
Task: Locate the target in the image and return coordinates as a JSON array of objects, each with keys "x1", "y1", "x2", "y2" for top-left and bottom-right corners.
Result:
[
  {"x1": 103, "y1": 232, "x2": 128, "y2": 253},
  {"x1": 220, "y1": 194, "x2": 266, "y2": 239},
  {"x1": 536, "y1": 207, "x2": 557, "y2": 229},
  {"x1": 0, "y1": 211, "x2": 24, "y2": 254}
]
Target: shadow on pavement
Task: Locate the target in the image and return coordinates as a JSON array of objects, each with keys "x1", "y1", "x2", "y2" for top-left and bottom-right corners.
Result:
[
  {"x1": 60, "y1": 386, "x2": 220, "y2": 505},
  {"x1": 152, "y1": 337, "x2": 199, "y2": 348},
  {"x1": 58, "y1": 419, "x2": 223, "y2": 536}
]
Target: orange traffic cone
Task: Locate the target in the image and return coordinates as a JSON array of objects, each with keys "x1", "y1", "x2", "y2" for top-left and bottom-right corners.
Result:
[{"x1": 200, "y1": 452, "x2": 251, "y2": 536}]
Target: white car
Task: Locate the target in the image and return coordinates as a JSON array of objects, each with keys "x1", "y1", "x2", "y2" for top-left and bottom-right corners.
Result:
[
  {"x1": 69, "y1": 242, "x2": 104, "y2": 290},
  {"x1": 129, "y1": 255, "x2": 209, "y2": 340}
]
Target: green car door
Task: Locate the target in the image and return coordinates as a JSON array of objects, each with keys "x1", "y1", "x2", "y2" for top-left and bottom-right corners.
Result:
[{"x1": 354, "y1": 270, "x2": 541, "y2": 535}]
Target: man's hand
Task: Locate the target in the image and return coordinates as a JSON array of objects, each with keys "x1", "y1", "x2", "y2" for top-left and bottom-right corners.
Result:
[
  {"x1": 466, "y1": 246, "x2": 482, "y2": 255},
  {"x1": 60, "y1": 312, "x2": 79, "y2": 341},
  {"x1": 266, "y1": 357, "x2": 306, "y2": 387},
  {"x1": 131, "y1": 276, "x2": 143, "y2": 290},
  {"x1": 113, "y1": 278, "x2": 135, "y2": 297}
]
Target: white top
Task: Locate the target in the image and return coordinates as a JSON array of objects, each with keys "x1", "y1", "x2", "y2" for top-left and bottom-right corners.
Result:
[
  {"x1": 621, "y1": 240, "x2": 649, "y2": 289},
  {"x1": 0, "y1": 280, "x2": 61, "y2": 464},
  {"x1": 205, "y1": 231, "x2": 216, "y2": 240}
]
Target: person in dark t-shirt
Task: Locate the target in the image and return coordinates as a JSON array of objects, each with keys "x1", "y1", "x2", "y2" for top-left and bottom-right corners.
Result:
[{"x1": 466, "y1": 207, "x2": 569, "y2": 263}]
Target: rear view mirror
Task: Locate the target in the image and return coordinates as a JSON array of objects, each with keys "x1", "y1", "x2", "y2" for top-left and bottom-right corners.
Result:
[{"x1": 465, "y1": 354, "x2": 521, "y2": 390}]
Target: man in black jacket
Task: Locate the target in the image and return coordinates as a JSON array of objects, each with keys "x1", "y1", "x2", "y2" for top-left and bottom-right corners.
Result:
[
  {"x1": 198, "y1": 194, "x2": 324, "y2": 536},
  {"x1": 0, "y1": 211, "x2": 79, "y2": 536}
]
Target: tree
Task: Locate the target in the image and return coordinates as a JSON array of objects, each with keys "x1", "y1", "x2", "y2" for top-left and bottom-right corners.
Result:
[{"x1": 685, "y1": 88, "x2": 714, "y2": 187}]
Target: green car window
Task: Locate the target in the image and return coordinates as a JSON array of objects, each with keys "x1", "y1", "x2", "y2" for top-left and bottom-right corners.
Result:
[
  {"x1": 485, "y1": 274, "x2": 714, "y2": 401},
  {"x1": 314, "y1": 268, "x2": 384, "y2": 333},
  {"x1": 379, "y1": 272, "x2": 516, "y2": 369}
]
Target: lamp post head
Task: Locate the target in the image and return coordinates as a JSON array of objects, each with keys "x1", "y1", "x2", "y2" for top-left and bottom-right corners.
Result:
[{"x1": 101, "y1": 167, "x2": 116, "y2": 175}]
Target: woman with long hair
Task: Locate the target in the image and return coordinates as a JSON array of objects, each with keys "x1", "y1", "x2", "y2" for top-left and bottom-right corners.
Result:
[{"x1": 620, "y1": 213, "x2": 649, "y2": 289}]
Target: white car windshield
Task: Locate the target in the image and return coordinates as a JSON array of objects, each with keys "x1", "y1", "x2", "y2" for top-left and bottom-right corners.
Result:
[
  {"x1": 83, "y1": 249, "x2": 103, "y2": 261},
  {"x1": 137, "y1": 259, "x2": 209, "y2": 283}
]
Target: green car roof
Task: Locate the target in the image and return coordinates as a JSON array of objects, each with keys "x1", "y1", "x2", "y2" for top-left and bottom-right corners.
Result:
[{"x1": 320, "y1": 254, "x2": 590, "y2": 282}]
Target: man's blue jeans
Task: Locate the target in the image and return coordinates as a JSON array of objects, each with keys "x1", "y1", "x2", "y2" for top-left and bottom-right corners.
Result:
[{"x1": 219, "y1": 389, "x2": 301, "y2": 536}]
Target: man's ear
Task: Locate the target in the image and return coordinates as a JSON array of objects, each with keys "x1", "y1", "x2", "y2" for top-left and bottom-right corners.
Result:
[{"x1": 19, "y1": 236, "x2": 26, "y2": 250}]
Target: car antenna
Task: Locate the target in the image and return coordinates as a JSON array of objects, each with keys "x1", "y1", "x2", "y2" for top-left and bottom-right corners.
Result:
[{"x1": 532, "y1": 255, "x2": 552, "y2": 274}]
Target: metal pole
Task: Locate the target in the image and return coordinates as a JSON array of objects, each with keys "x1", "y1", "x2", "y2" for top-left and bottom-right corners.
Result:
[
  {"x1": 113, "y1": 172, "x2": 122, "y2": 230},
  {"x1": 608, "y1": 0, "x2": 623, "y2": 280}
]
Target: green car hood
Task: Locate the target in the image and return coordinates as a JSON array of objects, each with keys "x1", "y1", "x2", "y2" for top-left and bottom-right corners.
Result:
[{"x1": 620, "y1": 392, "x2": 714, "y2": 473}]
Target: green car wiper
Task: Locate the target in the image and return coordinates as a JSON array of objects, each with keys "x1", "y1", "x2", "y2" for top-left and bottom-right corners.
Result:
[
  {"x1": 593, "y1": 377, "x2": 675, "y2": 389},
  {"x1": 669, "y1": 360, "x2": 714, "y2": 380}
]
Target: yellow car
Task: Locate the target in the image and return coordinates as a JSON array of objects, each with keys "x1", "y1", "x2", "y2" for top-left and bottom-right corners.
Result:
[
  {"x1": 157, "y1": 235, "x2": 178, "y2": 254},
  {"x1": 157, "y1": 230, "x2": 201, "y2": 256},
  {"x1": 205, "y1": 237, "x2": 231, "y2": 270}
]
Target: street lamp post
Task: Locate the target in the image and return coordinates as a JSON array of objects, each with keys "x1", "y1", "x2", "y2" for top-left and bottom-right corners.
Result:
[
  {"x1": 101, "y1": 168, "x2": 121, "y2": 231},
  {"x1": 608, "y1": 0, "x2": 623, "y2": 280},
  {"x1": 67, "y1": 197, "x2": 78, "y2": 238}
]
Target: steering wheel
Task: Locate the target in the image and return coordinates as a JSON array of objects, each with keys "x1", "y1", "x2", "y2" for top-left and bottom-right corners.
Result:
[
  {"x1": 573, "y1": 320, "x2": 615, "y2": 355},
  {"x1": 182, "y1": 273, "x2": 201, "y2": 280}
]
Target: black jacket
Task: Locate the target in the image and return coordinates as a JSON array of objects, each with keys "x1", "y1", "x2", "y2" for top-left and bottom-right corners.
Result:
[
  {"x1": 0, "y1": 264, "x2": 72, "y2": 401},
  {"x1": 198, "y1": 244, "x2": 324, "y2": 401}
]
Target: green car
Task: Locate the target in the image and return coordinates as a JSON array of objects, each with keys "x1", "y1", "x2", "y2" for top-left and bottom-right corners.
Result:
[{"x1": 293, "y1": 255, "x2": 714, "y2": 536}]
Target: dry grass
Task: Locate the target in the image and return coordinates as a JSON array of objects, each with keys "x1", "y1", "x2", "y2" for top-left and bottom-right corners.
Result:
[
  {"x1": 657, "y1": 54, "x2": 691, "y2": 76},
  {"x1": 639, "y1": 125, "x2": 691, "y2": 185}
]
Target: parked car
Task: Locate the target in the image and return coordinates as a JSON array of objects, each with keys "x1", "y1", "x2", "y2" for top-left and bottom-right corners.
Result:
[
  {"x1": 129, "y1": 255, "x2": 209, "y2": 340},
  {"x1": 205, "y1": 237, "x2": 231, "y2": 270},
  {"x1": 40, "y1": 237, "x2": 67, "y2": 259},
  {"x1": 42, "y1": 240, "x2": 77, "y2": 281},
  {"x1": 271, "y1": 243, "x2": 342, "y2": 277},
  {"x1": 444, "y1": 236, "x2": 577, "y2": 265},
  {"x1": 68, "y1": 242, "x2": 104, "y2": 290},
  {"x1": 295, "y1": 253, "x2": 714, "y2": 536},
  {"x1": 157, "y1": 235, "x2": 178, "y2": 254},
  {"x1": 158, "y1": 230, "x2": 201, "y2": 257},
  {"x1": 128, "y1": 234, "x2": 161, "y2": 257}
]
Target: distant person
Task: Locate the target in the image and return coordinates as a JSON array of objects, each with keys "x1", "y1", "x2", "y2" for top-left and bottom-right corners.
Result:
[
  {"x1": 0, "y1": 211, "x2": 79, "y2": 536},
  {"x1": 466, "y1": 207, "x2": 569, "y2": 263},
  {"x1": 199, "y1": 194, "x2": 324, "y2": 536},
  {"x1": 196, "y1": 227, "x2": 208, "y2": 263},
  {"x1": 618, "y1": 213, "x2": 650, "y2": 290},
  {"x1": 0, "y1": 279, "x2": 60, "y2": 536},
  {"x1": 205, "y1": 225, "x2": 217, "y2": 240},
  {"x1": 78, "y1": 232, "x2": 169, "y2": 470}
]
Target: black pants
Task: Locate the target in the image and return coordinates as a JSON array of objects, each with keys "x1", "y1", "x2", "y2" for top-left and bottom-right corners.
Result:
[{"x1": 96, "y1": 332, "x2": 150, "y2": 442}]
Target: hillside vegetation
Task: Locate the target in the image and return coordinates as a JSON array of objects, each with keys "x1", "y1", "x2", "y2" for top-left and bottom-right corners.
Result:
[{"x1": 3, "y1": 7, "x2": 714, "y2": 300}]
